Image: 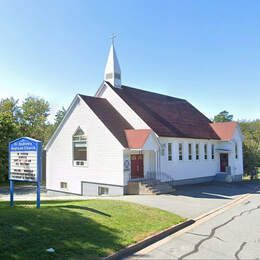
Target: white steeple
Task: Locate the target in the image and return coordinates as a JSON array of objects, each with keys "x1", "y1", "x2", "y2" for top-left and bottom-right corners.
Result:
[{"x1": 104, "y1": 42, "x2": 121, "y2": 88}]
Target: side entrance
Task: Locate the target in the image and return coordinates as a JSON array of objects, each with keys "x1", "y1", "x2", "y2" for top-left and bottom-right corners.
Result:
[
  {"x1": 220, "y1": 153, "x2": 229, "y2": 172},
  {"x1": 131, "y1": 154, "x2": 144, "y2": 179}
]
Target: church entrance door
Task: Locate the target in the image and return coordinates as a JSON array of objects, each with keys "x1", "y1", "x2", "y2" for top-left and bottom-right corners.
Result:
[
  {"x1": 220, "y1": 153, "x2": 229, "y2": 172},
  {"x1": 131, "y1": 154, "x2": 144, "y2": 179}
]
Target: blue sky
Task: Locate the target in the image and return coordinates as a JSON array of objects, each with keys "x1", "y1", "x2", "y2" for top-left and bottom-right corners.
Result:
[{"x1": 0, "y1": 0, "x2": 259, "y2": 121}]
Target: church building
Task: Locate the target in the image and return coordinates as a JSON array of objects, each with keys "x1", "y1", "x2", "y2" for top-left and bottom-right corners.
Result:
[{"x1": 45, "y1": 44, "x2": 244, "y2": 196}]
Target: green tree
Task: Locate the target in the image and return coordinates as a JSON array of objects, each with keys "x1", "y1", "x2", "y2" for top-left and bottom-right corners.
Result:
[
  {"x1": 0, "y1": 96, "x2": 65, "y2": 181},
  {"x1": 20, "y1": 96, "x2": 51, "y2": 144},
  {"x1": 0, "y1": 98, "x2": 20, "y2": 181},
  {"x1": 213, "y1": 110, "x2": 233, "y2": 122},
  {"x1": 54, "y1": 107, "x2": 66, "y2": 128},
  {"x1": 239, "y1": 120, "x2": 260, "y2": 175}
]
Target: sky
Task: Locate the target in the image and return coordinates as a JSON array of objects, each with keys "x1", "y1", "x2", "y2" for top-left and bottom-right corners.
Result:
[{"x1": 0, "y1": 0, "x2": 259, "y2": 122}]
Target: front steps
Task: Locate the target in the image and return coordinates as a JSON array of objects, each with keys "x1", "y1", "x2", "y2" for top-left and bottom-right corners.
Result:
[{"x1": 126, "y1": 180, "x2": 175, "y2": 195}]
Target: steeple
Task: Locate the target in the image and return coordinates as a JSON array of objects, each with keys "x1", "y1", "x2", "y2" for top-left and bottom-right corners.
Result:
[{"x1": 104, "y1": 42, "x2": 121, "y2": 88}]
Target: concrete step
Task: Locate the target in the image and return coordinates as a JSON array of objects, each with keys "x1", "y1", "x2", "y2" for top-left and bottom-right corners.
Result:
[
  {"x1": 147, "y1": 188, "x2": 174, "y2": 194},
  {"x1": 127, "y1": 180, "x2": 175, "y2": 195},
  {"x1": 143, "y1": 182, "x2": 175, "y2": 195},
  {"x1": 144, "y1": 183, "x2": 173, "y2": 189}
]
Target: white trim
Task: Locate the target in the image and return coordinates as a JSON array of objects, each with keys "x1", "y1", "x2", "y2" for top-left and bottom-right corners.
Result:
[
  {"x1": 72, "y1": 126, "x2": 88, "y2": 167},
  {"x1": 95, "y1": 81, "x2": 106, "y2": 97},
  {"x1": 45, "y1": 95, "x2": 80, "y2": 151},
  {"x1": 235, "y1": 124, "x2": 244, "y2": 141}
]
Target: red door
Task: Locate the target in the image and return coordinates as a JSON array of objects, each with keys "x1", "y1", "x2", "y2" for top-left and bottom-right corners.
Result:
[
  {"x1": 131, "y1": 154, "x2": 144, "y2": 179},
  {"x1": 220, "y1": 153, "x2": 228, "y2": 172}
]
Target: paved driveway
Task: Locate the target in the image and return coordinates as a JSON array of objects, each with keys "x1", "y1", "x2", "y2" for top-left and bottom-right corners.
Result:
[{"x1": 116, "y1": 182, "x2": 258, "y2": 218}]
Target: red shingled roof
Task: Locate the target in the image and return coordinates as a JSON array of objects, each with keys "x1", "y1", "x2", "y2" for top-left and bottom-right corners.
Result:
[
  {"x1": 79, "y1": 95, "x2": 133, "y2": 147},
  {"x1": 107, "y1": 82, "x2": 220, "y2": 140},
  {"x1": 210, "y1": 122, "x2": 238, "y2": 141},
  {"x1": 125, "y1": 129, "x2": 151, "y2": 149}
]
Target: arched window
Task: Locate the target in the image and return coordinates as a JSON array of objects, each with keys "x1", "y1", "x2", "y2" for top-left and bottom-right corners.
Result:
[{"x1": 73, "y1": 127, "x2": 87, "y2": 166}]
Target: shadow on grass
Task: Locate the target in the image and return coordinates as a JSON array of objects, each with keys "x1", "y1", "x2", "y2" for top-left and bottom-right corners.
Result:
[
  {"x1": 0, "y1": 204, "x2": 121, "y2": 259},
  {"x1": 58, "y1": 205, "x2": 111, "y2": 217}
]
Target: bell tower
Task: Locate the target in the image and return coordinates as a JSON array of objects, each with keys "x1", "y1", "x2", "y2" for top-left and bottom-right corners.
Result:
[{"x1": 104, "y1": 37, "x2": 121, "y2": 88}]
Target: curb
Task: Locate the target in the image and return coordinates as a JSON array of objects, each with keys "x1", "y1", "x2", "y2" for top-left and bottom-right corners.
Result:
[
  {"x1": 104, "y1": 219, "x2": 195, "y2": 260},
  {"x1": 128, "y1": 186, "x2": 260, "y2": 257},
  {"x1": 105, "y1": 184, "x2": 260, "y2": 259}
]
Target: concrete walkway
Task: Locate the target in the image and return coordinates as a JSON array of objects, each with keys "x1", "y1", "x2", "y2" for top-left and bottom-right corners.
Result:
[{"x1": 0, "y1": 182, "x2": 257, "y2": 219}]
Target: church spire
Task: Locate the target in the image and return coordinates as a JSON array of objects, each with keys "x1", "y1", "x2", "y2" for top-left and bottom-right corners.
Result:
[{"x1": 104, "y1": 39, "x2": 121, "y2": 88}]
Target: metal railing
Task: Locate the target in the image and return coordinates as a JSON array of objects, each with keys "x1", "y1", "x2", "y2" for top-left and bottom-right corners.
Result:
[{"x1": 130, "y1": 171, "x2": 175, "y2": 186}]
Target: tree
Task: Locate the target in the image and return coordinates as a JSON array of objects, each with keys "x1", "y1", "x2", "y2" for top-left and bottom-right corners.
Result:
[
  {"x1": 0, "y1": 96, "x2": 64, "y2": 181},
  {"x1": 0, "y1": 98, "x2": 20, "y2": 181},
  {"x1": 213, "y1": 110, "x2": 233, "y2": 122},
  {"x1": 54, "y1": 107, "x2": 66, "y2": 128},
  {"x1": 239, "y1": 120, "x2": 260, "y2": 175},
  {"x1": 20, "y1": 96, "x2": 51, "y2": 143}
]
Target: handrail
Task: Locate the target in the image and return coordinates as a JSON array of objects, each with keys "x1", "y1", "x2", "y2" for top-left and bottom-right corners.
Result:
[{"x1": 129, "y1": 171, "x2": 175, "y2": 186}]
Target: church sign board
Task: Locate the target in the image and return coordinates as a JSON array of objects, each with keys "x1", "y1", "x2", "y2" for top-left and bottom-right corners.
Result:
[{"x1": 9, "y1": 137, "x2": 42, "y2": 208}]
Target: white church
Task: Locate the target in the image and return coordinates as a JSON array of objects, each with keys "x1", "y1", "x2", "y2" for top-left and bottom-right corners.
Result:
[{"x1": 45, "y1": 44, "x2": 244, "y2": 196}]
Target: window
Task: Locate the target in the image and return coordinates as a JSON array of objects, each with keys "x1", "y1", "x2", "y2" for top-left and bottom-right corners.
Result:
[
  {"x1": 60, "y1": 182, "x2": 67, "y2": 189},
  {"x1": 168, "y1": 143, "x2": 172, "y2": 161},
  {"x1": 179, "y1": 143, "x2": 183, "y2": 160},
  {"x1": 211, "y1": 144, "x2": 215, "y2": 159},
  {"x1": 105, "y1": 73, "x2": 113, "y2": 79},
  {"x1": 73, "y1": 127, "x2": 87, "y2": 166},
  {"x1": 204, "y1": 144, "x2": 208, "y2": 159},
  {"x1": 196, "y1": 144, "x2": 199, "y2": 160},
  {"x1": 98, "y1": 186, "x2": 109, "y2": 195},
  {"x1": 188, "y1": 143, "x2": 192, "y2": 160},
  {"x1": 235, "y1": 143, "x2": 238, "y2": 159}
]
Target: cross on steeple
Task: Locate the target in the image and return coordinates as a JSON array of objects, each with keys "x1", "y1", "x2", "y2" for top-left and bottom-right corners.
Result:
[{"x1": 110, "y1": 33, "x2": 117, "y2": 45}]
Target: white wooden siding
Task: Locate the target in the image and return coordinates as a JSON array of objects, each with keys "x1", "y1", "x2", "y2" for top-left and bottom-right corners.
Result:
[
  {"x1": 46, "y1": 97, "x2": 124, "y2": 195},
  {"x1": 160, "y1": 137, "x2": 221, "y2": 180},
  {"x1": 229, "y1": 128, "x2": 244, "y2": 176}
]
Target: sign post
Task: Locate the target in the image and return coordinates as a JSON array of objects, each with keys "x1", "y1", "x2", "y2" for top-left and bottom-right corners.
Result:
[{"x1": 9, "y1": 137, "x2": 42, "y2": 208}]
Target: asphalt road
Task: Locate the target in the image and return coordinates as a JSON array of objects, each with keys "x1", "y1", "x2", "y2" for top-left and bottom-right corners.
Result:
[{"x1": 129, "y1": 192, "x2": 260, "y2": 259}]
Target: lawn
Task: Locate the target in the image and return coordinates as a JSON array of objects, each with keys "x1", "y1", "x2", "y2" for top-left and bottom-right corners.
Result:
[{"x1": 0, "y1": 200, "x2": 184, "y2": 259}]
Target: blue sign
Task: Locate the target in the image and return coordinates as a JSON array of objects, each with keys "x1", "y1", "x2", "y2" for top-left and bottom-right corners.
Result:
[
  {"x1": 9, "y1": 138, "x2": 38, "y2": 152},
  {"x1": 9, "y1": 137, "x2": 42, "y2": 208}
]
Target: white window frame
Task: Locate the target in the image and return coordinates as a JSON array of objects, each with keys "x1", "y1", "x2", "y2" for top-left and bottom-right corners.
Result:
[
  {"x1": 211, "y1": 144, "x2": 215, "y2": 160},
  {"x1": 196, "y1": 143, "x2": 199, "y2": 160},
  {"x1": 60, "y1": 182, "x2": 68, "y2": 189},
  {"x1": 98, "y1": 186, "x2": 109, "y2": 196},
  {"x1": 72, "y1": 127, "x2": 88, "y2": 167},
  {"x1": 178, "y1": 143, "x2": 183, "y2": 161},
  {"x1": 204, "y1": 144, "x2": 208, "y2": 160},
  {"x1": 168, "y1": 143, "x2": 172, "y2": 161},
  {"x1": 188, "y1": 143, "x2": 192, "y2": 160}
]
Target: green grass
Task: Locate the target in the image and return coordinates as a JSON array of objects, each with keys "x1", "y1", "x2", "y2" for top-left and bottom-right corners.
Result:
[
  {"x1": 243, "y1": 173, "x2": 260, "y2": 182},
  {"x1": 0, "y1": 200, "x2": 184, "y2": 259}
]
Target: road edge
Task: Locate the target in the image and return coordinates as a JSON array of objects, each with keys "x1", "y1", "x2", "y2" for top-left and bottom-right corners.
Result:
[
  {"x1": 104, "y1": 219, "x2": 195, "y2": 260},
  {"x1": 131, "y1": 188, "x2": 259, "y2": 257},
  {"x1": 105, "y1": 185, "x2": 259, "y2": 259}
]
